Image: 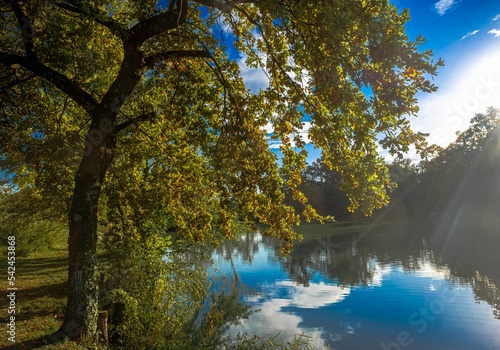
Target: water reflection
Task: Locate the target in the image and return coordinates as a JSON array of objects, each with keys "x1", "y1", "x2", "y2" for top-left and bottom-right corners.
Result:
[{"x1": 210, "y1": 222, "x2": 500, "y2": 349}]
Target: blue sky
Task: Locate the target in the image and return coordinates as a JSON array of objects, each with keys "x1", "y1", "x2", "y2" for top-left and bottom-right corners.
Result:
[
  {"x1": 392, "y1": 0, "x2": 500, "y2": 151},
  {"x1": 237, "y1": 0, "x2": 500, "y2": 162}
]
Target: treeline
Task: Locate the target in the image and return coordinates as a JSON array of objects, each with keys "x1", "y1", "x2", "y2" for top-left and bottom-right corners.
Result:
[
  {"x1": 287, "y1": 107, "x2": 500, "y2": 230},
  {"x1": 284, "y1": 159, "x2": 353, "y2": 221},
  {"x1": 387, "y1": 107, "x2": 500, "y2": 229}
]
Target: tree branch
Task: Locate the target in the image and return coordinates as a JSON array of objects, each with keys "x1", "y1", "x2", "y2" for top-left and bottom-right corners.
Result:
[
  {"x1": 98, "y1": 1, "x2": 190, "y2": 116},
  {"x1": 194, "y1": 0, "x2": 256, "y2": 12},
  {"x1": 0, "y1": 53, "x2": 98, "y2": 114},
  {"x1": 127, "y1": 0, "x2": 188, "y2": 46},
  {"x1": 115, "y1": 112, "x2": 155, "y2": 132},
  {"x1": 9, "y1": 1, "x2": 36, "y2": 59},
  {"x1": 145, "y1": 49, "x2": 211, "y2": 68},
  {"x1": 51, "y1": 1, "x2": 129, "y2": 40},
  {"x1": 0, "y1": 72, "x2": 36, "y2": 92}
]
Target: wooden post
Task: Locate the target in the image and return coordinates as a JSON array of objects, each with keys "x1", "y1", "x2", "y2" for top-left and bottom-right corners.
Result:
[
  {"x1": 98, "y1": 273, "x2": 109, "y2": 345},
  {"x1": 98, "y1": 310, "x2": 109, "y2": 346}
]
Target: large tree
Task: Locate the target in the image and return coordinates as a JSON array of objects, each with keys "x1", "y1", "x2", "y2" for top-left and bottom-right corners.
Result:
[{"x1": 0, "y1": 0, "x2": 441, "y2": 340}]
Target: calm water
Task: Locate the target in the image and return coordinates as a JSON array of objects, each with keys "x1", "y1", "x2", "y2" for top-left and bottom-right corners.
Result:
[{"x1": 210, "y1": 222, "x2": 500, "y2": 349}]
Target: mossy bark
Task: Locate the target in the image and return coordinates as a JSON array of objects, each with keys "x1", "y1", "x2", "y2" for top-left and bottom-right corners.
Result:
[{"x1": 56, "y1": 121, "x2": 116, "y2": 341}]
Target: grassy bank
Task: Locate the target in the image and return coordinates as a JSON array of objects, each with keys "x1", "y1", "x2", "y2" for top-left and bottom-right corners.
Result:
[{"x1": 0, "y1": 237, "x2": 89, "y2": 349}]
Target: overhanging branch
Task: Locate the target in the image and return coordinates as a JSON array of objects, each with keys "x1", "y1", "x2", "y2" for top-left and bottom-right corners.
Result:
[
  {"x1": 98, "y1": 1, "x2": 194, "y2": 116},
  {"x1": 51, "y1": 1, "x2": 129, "y2": 40},
  {"x1": 115, "y1": 111, "x2": 156, "y2": 132},
  {"x1": 128, "y1": 0, "x2": 188, "y2": 46},
  {"x1": 145, "y1": 50, "x2": 211, "y2": 68},
  {"x1": 0, "y1": 53, "x2": 98, "y2": 114},
  {"x1": 194, "y1": 0, "x2": 256, "y2": 12}
]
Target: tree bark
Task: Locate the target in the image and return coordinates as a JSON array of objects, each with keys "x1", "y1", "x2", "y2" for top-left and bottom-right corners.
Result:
[{"x1": 53, "y1": 118, "x2": 117, "y2": 341}]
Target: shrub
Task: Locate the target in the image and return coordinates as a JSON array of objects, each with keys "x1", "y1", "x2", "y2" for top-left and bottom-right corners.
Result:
[{"x1": 0, "y1": 189, "x2": 67, "y2": 256}]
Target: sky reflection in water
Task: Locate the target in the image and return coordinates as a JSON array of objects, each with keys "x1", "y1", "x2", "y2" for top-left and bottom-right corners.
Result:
[{"x1": 211, "y1": 223, "x2": 500, "y2": 349}]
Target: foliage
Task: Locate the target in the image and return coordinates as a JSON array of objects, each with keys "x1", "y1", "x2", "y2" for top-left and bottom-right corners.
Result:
[
  {"x1": 383, "y1": 107, "x2": 500, "y2": 224},
  {"x1": 380, "y1": 157, "x2": 422, "y2": 219},
  {"x1": 387, "y1": 157, "x2": 419, "y2": 194},
  {"x1": 419, "y1": 107, "x2": 500, "y2": 211},
  {"x1": 0, "y1": 188, "x2": 67, "y2": 256},
  {"x1": 180, "y1": 289, "x2": 255, "y2": 349},
  {"x1": 0, "y1": 0, "x2": 442, "y2": 340},
  {"x1": 0, "y1": 0, "x2": 441, "y2": 241},
  {"x1": 99, "y1": 183, "x2": 253, "y2": 350},
  {"x1": 103, "y1": 240, "x2": 208, "y2": 349},
  {"x1": 286, "y1": 157, "x2": 351, "y2": 221},
  {"x1": 101, "y1": 231, "x2": 262, "y2": 349}
]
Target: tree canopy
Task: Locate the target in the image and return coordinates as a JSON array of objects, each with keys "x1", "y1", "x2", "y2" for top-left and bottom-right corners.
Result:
[
  {"x1": 383, "y1": 107, "x2": 500, "y2": 224},
  {"x1": 0, "y1": 0, "x2": 441, "y2": 341},
  {"x1": 419, "y1": 107, "x2": 500, "y2": 215}
]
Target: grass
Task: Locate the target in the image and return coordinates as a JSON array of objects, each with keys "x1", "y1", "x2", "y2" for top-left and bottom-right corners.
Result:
[
  {"x1": 293, "y1": 219, "x2": 400, "y2": 242},
  {"x1": 0, "y1": 234, "x2": 99, "y2": 349}
]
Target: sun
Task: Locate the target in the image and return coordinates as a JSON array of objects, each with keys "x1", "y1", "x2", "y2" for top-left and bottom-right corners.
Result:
[{"x1": 413, "y1": 45, "x2": 500, "y2": 147}]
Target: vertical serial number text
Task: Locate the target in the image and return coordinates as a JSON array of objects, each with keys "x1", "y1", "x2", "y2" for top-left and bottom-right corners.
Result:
[{"x1": 7, "y1": 236, "x2": 16, "y2": 343}]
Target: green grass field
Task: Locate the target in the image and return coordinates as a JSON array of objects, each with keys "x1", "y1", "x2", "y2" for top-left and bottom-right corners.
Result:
[{"x1": 0, "y1": 234, "x2": 97, "y2": 349}]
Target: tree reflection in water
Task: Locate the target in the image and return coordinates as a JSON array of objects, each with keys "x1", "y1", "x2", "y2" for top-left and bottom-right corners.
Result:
[{"x1": 211, "y1": 221, "x2": 500, "y2": 321}]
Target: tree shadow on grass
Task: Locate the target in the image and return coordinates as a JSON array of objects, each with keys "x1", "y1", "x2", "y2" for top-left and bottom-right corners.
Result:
[
  {"x1": 17, "y1": 256, "x2": 68, "y2": 277},
  {"x1": 12, "y1": 282, "x2": 67, "y2": 322},
  {"x1": 1, "y1": 334, "x2": 71, "y2": 350}
]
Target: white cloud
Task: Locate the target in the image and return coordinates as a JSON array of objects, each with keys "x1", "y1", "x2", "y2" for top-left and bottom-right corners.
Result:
[
  {"x1": 229, "y1": 298, "x2": 327, "y2": 347},
  {"x1": 227, "y1": 263, "x2": 392, "y2": 343},
  {"x1": 277, "y1": 280, "x2": 350, "y2": 308},
  {"x1": 268, "y1": 140, "x2": 283, "y2": 149},
  {"x1": 239, "y1": 55, "x2": 270, "y2": 93},
  {"x1": 236, "y1": 32, "x2": 271, "y2": 94},
  {"x1": 262, "y1": 122, "x2": 274, "y2": 134},
  {"x1": 434, "y1": 0, "x2": 456, "y2": 15},
  {"x1": 460, "y1": 30, "x2": 479, "y2": 40},
  {"x1": 229, "y1": 280, "x2": 350, "y2": 347},
  {"x1": 411, "y1": 46, "x2": 500, "y2": 147},
  {"x1": 488, "y1": 29, "x2": 500, "y2": 37},
  {"x1": 493, "y1": 14, "x2": 500, "y2": 21},
  {"x1": 266, "y1": 121, "x2": 312, "y2": 149}
]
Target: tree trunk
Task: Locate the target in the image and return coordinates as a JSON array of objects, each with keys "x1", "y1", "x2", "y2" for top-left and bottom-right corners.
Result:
[{"x1": 52, "y1": 119, "x2": 116, "y2": 342}]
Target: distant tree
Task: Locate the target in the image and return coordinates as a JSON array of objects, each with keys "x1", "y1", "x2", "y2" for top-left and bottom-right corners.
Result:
[
  {"x1": 387, "y1": 158, "x2": 418, "y2": 195},
  {"x1": 0, "y1": 0, "x2": 441, "y2": 340},
  {"x1": 383, "y1": 157, "x2": 421, "y2": 218},
  {"x1": 292, "y1": 157, "x2": 351, "y2": 220},
  {"x1": 419, "y1": 107, "x2": 500, "y2": 216}
]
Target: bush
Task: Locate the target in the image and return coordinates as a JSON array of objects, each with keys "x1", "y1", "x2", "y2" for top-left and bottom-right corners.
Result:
[
  {"x1": 101, "y1": 235, "x2": 209, "y2": 349},
  {"x1": 0, "y1": 189, "x2": 67, "y2": 256}
]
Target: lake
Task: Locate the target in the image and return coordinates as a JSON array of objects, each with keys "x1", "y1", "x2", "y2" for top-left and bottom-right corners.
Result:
[{"x1": 210, "y1": 221, "x2": 500, "y2": 349}]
